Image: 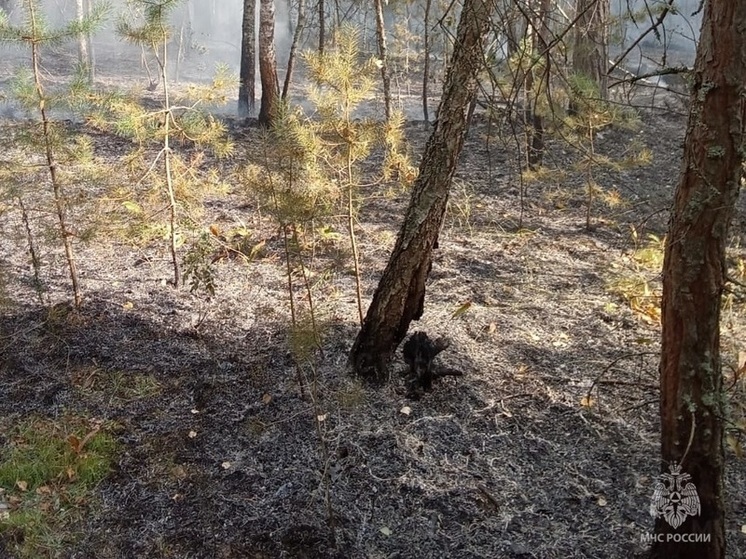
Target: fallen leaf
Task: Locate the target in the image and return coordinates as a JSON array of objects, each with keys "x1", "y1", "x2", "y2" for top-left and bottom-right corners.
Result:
[
  {"x1": 317, "y1": 414, "x2": 327, "y2": 422},
  {"x1": 380, "y1": 526, "x2": 392, "y2": 536},
  {"x1": 221, "y1": 461, "x2": 231, "y2": 470},
  {"x1": 597, "y1": 496, "x2": 607, "y2": 507},
  {"x1": 262, "y1": 393, "x2": 272, "y2": 404},
  {"x1": 451, "y1": 301, "x2": 472, "y2": 319},
  {"x1": 15, "y1": 480, "x2": 27, "y2": 492},
  {"x1": 68, "y1": 434, "x2": 81, "y2": 453},
  {"x1": 400, "y1": 406, "x2": 411, "y2": 416},
  {"x1": 188, "y1": 430, "x2": 197, "y2": 439},
  {"x1": 122, "y1": 201, "x2": 142, "y2": 214},
  {"x1": 122, "y1": 301, "x2": 134, "y2": 310},
  {"x1": 488, "y1": 322, "x2": 497, "y2": 333},
  {"x1": 580, "y1": 396, "x2": 595, "y2": 408}
]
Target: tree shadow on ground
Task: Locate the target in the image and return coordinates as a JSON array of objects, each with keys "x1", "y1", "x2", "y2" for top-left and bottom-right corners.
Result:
[{"x1": 0, "y1": 295, "x2": 353, "y2": 558}]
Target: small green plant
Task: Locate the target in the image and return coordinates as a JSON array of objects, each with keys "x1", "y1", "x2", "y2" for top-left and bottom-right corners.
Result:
[
  {"x1": 0, "y1": 416, "x2": 117, "y2": 559},
  {"x1": 607, "y1": 228, "x2": 664, "y2": 324}
]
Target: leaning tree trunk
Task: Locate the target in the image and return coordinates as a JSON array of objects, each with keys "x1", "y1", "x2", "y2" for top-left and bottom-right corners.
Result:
[
  {"x1": 651, "y1": 1, "x2": 745, "y2": 558},
  {"x1": 258, "y1": 0, "x2": 279, "y2": 126},
  {"x1": 281, "y1": 0, "x2": 306, "y2": 100},
  {"x1": 571, "y1": 0, "x2": 609, "y2": 112},
  {"x1": 348, "y1": 0, "x2": 491, "y2": 380},
  {"x1": 373, "y1": 0, "x2": 391, "y2": 121},
  {"x1": 238, "y1": 0, "x2": 256, "y2": 117}
]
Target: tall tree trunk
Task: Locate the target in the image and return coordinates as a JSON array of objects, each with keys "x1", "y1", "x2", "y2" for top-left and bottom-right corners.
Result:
[
  {"x1": 373, "y1": 0, "x2": 391, "y2": 121},
  {"x1": 258, "y1": 0, "x2": 280, "y2": 126},
  {"x1": 348, "y1": 0, "x2": 491, "y2": 380},
  {"x1": 651, "y1": 1, "x2": 745, "y2": 557},
  {"x1": 238, "y1": 0, "x2": 256, "y2": 117},
  {"x1": 318, "y1": 0, "x2": 324, "y2": 54},
  {"x1": 422, "y1": 0, "x2": 432, "y2": 123},
  {"x1": 526, "y1": 0, "x2": 550, "y2": 170},
  {"x1": 571, "y1": 0, "x2": 609, "y2": 112},
  {"x1": 84, "y1": 0, "x2": 95, "y2": 82},
  {"x1": 282, "y1": 0, "x2": 306, "y2": 100},
  {"x1": 75, "y1": 0, "x2": 91, "y2": 82}
]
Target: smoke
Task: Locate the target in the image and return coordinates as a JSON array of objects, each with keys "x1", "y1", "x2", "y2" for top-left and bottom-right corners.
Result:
[
  {"x1": 1, "y1": 0, "x2": 293, "y2": 78},
  {"x1": 612, "y1": 0, "x2": 702, "y2": 65}
]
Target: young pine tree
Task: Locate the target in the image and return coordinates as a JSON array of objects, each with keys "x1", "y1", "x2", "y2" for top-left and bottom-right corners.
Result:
[
  {"x1": 110, "y1": 0, "x2": 234, "y2": 287},
  {"x1": 0, "y1": 0, "x2": 108, "y2": 308},
  {"x1": 302, "y1": 26, "x2": 414, "y2": 325}
]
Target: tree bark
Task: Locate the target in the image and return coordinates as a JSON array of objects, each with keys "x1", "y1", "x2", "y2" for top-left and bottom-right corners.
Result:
[
  {"x1": 373, "y1": 0, "x2": 391, "y2": 121},
  {"x1": 258, "y1": 0, "x2": 279, "y2": 126},
  {"x1": 422, "y1": 0, "x2": 432, "y2": 123},
  {"x1": 348, "y1": 0, "x2": 491, "y2": 380},
  {"x1": 281, "y1": 0, "x2": 306, "y2": 100},
  {"x1": 76, "y1": 0, "x2": 91, "y2": 82},
  {"x1": 571, "y1": 0, "x2": 609, "y2": 110},
  {"x1": 318, "y1": 0, "x2": 324, "y2": 54},
  {"x1": 238, "y1": 0, "x2": 256, "y2": 117},
  {"x1": 651, "y1": 1, "x2": 745, "y2": 557},
  {"x1": 527, "y1": 0, "x2": 550, "y2": 169}
]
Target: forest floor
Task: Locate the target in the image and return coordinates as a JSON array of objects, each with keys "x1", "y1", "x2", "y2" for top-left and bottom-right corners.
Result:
[{"x1": 1, "y1": 48, "x2": 746, "y2": 559}]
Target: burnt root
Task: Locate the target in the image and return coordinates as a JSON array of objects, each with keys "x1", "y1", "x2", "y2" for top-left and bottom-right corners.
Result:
[{"x1": 402, "y1": 331, "x2": 463, "y2": 399}]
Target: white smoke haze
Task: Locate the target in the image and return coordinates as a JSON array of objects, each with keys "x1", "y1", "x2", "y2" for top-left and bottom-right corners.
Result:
[
  {"x1": 0, "y1": 0, "x2": 293, "y2": 90},
  {"x1": 0, "y1": 0, "x2": 705, "y2": 119}
]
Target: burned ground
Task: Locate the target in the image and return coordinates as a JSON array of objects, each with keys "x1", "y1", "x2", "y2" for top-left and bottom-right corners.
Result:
[{"x1": 1, "y1": 89, "x2": 745, "y2": 558}]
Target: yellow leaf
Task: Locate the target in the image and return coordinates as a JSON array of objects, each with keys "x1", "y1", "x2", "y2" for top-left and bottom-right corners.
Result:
[
  {"x1": 122, "y1": 201, "x2": 142, "y2": 214},
  {"x1": 580, "y1": 396, "x2": 595, "y2": 408},
  {"x1": 451, "y1": 301, "x2": 472, "y2": 319},
  {"x1": 15, "y1": 480, "x2": 28, "y2": 492},
  {"x1": 122, "y1": 301, "x2": 134, "y2": 310},
  {"x1": 249, "y1": 240, "x2": 266, "y2": 259}
]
